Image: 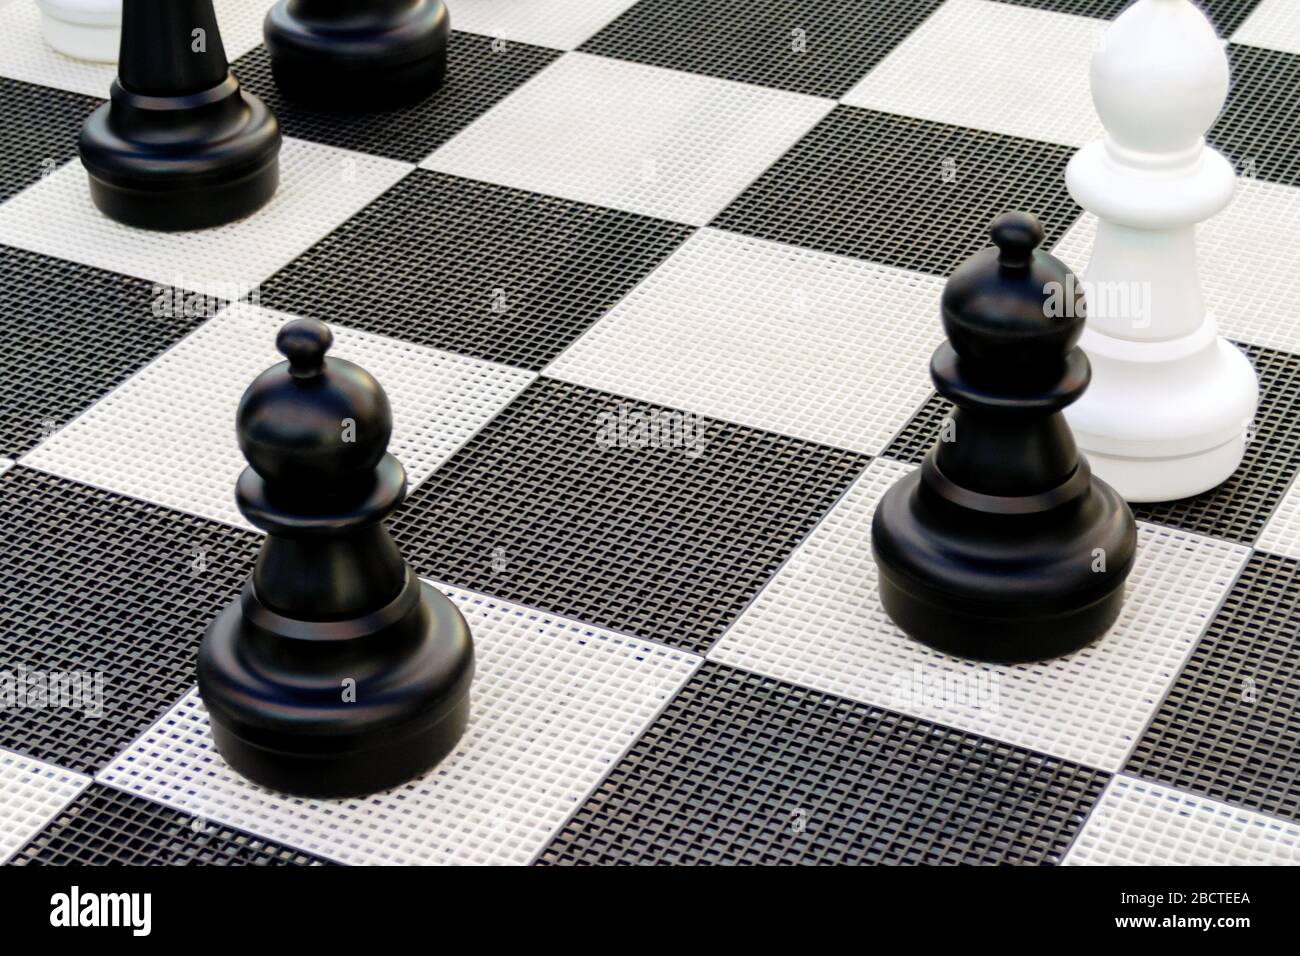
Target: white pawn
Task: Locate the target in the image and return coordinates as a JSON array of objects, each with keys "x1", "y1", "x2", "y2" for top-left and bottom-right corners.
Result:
[
  {"x1": 36, "y1": 0, "x2": 120, "y2": 63},
  {"x1": 1064, "y1": 0, "x2": 1258, "y2": 502}
]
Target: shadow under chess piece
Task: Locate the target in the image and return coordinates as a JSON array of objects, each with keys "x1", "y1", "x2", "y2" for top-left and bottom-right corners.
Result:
[
  {"x1": 264, "y1": 0, "x2": 451, "y2": 112},
  {"x1": 871, "y1": 213, "x2": 1137, "y2": 663},
  {"x1": 198, "y1": 318, "x2": 474, "y2": 798},
  {"x1": 78, "y1": 0, "x2": 280, "y2": 230}
]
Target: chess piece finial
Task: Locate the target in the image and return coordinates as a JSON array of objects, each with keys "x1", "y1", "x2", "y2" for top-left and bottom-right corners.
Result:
[
  {"x1": 78, "y1": 0, "x2": 281, "y2": 230},
  {"x1": 264, "y1": 0, "x2": 451, "y2": 112},
  {"x1": 36, "y1": 0, "x2": 120, "y2": 62},
  {"x1": 1063, "y1": 0, "x2": 1258, "y2": 502},
  {"x1": 871, "y1": 214, "x2": 1136, "y2": 663},
  {"x1": 198, "y1": 319, "x2": 475, "y2": 798}
]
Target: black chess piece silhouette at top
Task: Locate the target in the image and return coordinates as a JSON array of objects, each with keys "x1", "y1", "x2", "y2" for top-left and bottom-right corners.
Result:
[
  {"x1": 871, "y1": 212, "x2": 1137, "y2": 662},
  {"x1": 198, "y1": 318, "x2": 474, "y2": 798}
]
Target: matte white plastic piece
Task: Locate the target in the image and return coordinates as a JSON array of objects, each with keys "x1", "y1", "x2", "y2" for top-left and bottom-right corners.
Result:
[
  {"x1": 1063, "y1": 0, "x2": 1259, "y2": 503},
  {"x1": 35, "y1": 0, "x2": 119, "y2": 63}
]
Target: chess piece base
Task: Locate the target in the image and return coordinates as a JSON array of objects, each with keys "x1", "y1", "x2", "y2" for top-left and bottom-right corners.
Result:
[
  {"x1": 198, "y1": 576, "x2": 474, "y2": 798},
  {"x1": 1068, "y1": 332, "x2": 1258, "y2": 502},
  {"x1": 79, "y1": 79, "x2": 281, "y2": 231},
  {"x1": 37, "y1": 0, "x2": 120, "y2": 62},
  {"x1": 264, "y1": 0, "x2": 449, "y2": 112},
  {"x1": 872, "y1": 464, "x2": 1136, "y2": 663}
]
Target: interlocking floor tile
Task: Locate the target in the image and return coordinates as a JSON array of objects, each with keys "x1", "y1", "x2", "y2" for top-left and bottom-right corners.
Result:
[
  {"x1": 0, "y1": 77, "x2": 98, "y2": 203},
  {"x1": 450, "y1": 0, "x2": 641, "y2": 50},
  {"x1": 547, "y1": 228, "x2": 943, "y2": 455},
  {"x1": 1127, "y1": 551, "x2": 1300, "y2": 823},
  {"x1": 97, "y1": 587, "x2": 700, "y2": 866},
  {"x1": 391, "y1": 378, "x2": 869, "y2": 654},
  {"x1": 0, "y1": 246, "x2": 207, "y2": 459},
  {"x1": 0, "y1": 139, "x2": 412, "y2": 293},
  {"x1": 0, "y1": 468, "x2": 258, "y2": 773},
  {"x1": 996, "y1": 0, "x2": 1264, "y2": 38},
  {"x1": 1231, "y1": 0, "x2": 1300, "y2": 54},
  {"x1": 539, "y1": 662, "x2": 1109, "y2": 865},
  {"x1": 711, "y1": 458, "x2": 1252, "y2": 771},
  {"x1": 842, "y1": 0, "x2": 1103, "y2": 147},
  {"x1": 231, "y1": 34, "x2": 561, "y2": 163},
  {"x1": 1212, "y1": 43, "x2": 1300, "y2": 189},
  {"x1": 424, "y1": 52, "x2": 835, "y2": 226},
  {"x1": 1066, "y1": 776, "x2": 1300, "y2": 865},
  {"x1": 581, "y1": 0, "x2": 947, "y2": 99},
  {"x1": 24, "y1": 303, "x2": 535, "y2": 530},
  {"x1": 713, "y1": 106, "x2": 1080, "y2": 276},
  {"x1": 0, "y1": 749, "x2": 88, "y2": 865},
  {"x1": 261, "y1": 170, "x2": 692, "y2": 371},
  {"x1": 10, "y1": 783, "x2": 336, "y2": 866}
]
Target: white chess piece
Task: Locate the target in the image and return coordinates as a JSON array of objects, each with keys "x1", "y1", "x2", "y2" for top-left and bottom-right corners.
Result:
[
  {"x1": 36, "y1": 0, "x2": 120, "y2": 63},
  {"x1": 1064, "y1": 0, "x2": 1258, "y2": 502}
]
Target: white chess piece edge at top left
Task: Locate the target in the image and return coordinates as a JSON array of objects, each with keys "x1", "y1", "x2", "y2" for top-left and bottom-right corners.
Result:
[{"x1": 36, "y1": 0, "x2": 120, "y2": 64}]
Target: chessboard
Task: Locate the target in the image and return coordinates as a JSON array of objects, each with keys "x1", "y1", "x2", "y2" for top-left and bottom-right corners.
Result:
[{"x1": 0, "y1": 0, "x2": 1297, "y2": 868}]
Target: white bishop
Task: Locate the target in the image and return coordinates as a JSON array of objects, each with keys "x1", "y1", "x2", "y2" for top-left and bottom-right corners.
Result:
[{"x1": 1064, "y1": 0, "x2": 1258, "y2": 502}]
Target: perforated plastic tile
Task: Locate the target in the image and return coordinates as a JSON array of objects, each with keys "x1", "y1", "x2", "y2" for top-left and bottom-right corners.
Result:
[
  {"x1": 1065, "y1": 776, "x2": 1300, "y2": 865},
  {"x1": 10, "y1": 784, "x2": 336, "y2": 866},
  {"x1": 711, "y1": 458, "x2": 1252, "y2": 771},
  {"x1": 0, "y1": 0, "x2": 268, "y2": 97},
  {"x1": 547, "y1": 228, "x2": 944, "y2": 455},
  {"x1": 0, "y1": 77, "x2": 98, "y2": 203},
  {"x1": 713, "y1": 106, "x2": 1080, "y2": 276},
  {"x1": 1127, "y1": 551, "x2": 1300, "y2": 823},
  {"x1": 24, "y1": 303, "x2": 535, "y2": 530},
  {"x1": 97, "y1": 587, "x2": 701, "y2": 866},
  {"x1": 1232, "y1": 0, "x2": 1300, "y2": 54},
  {"x1": 0, "y1": 467, "x2": 259, "y2": 773},
  {"x1": 450, "y1": 0, "x2": 640, "y2": 50},
  {"x1": 0, "y1": 246, "x2": 207, "y2": 459},
  {"x1": 392, "y1": 378, "x2": 868, "y2": 653},
  {"x1": 539, "y1": 661, "x2": 1108, "y2": 865},
  {"x1": 261, "y1": 170, "x2": 692, "y2": 370},
  {"x1": 1258, "y1": 476, "x2": 1300, "y2": 559},
  {"x1": 0, "y1": 139, "x2": 412, "y2": 292},
  {"x1": 882, "y1": 347, "x2": 1300, "y2": 546},
  {"x1": 231, "y1": 34, "x2": 561, "y2": 163},
  {"x1": 1211, "y1": 43, "x2": 1300, "y2": 189},
  {"x1": 580, "y1": 0, "x2": 946, "y2": 99},
  {"x1": 1054, "y1": 179, "x2": 1300, "y2": 356},
  {"x1": 0, "y1": 749, "x2": 88, "y2": 865},
  {"x1": 996, "y1": 0, "x2": 1264, "y2": 38},
  {"x1": 842, "y1": 0, "x2": 1102, "y2": 148},
  {"x1": 423, "y1": 52, "x2": 835, "y2": 226}
]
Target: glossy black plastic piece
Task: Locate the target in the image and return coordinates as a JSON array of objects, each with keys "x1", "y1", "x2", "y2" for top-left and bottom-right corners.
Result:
[
  {"x1": 871, "y1": 212, "x2": 1136, "y2": 662},
  {"x1": 78, "y1": 0, "x2": 281, "y2": 231},
  {"x1": 264, "y1": 0, "x2": 451, "y2": 112},
  {"x1": 198, "y1": 318, "x2": 475, "y2": 798}
]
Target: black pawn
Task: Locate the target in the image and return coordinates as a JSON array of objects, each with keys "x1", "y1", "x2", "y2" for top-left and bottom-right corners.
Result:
[
  {"x1": 871, "y1": 212, "x2": 1136, "y2": 662},
  {"x1": 198, "y1": 319, "x2": 474, "y2": 798},
  {"x1": 78, "y1": 0, "x2": 280, "y2": 231},
  {"x1": 264, "y1": 0, "x2": 450, "y2": 112}
]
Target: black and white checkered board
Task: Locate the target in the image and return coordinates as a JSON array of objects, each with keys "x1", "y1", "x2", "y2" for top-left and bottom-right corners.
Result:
[{"x1": 0, "y1": 0, "x2": 1297, "y2": 867}]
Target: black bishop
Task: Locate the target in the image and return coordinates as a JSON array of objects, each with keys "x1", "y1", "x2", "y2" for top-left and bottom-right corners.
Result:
[
  {"x1": 871, "y1": 212, "x2": 1136, "y2": 662},
  {"x1": 198, "y1": 318, "x2": 474, "y2": 797}
]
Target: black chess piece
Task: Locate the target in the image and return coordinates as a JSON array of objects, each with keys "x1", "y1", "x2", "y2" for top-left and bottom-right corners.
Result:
[
  {"x1": 198, "y1": 318, "x2": 474, "y2": 798},
  {"x1": 871, "y1": 212, "x2": 1136, "y2": 662},
  {"x1": 78, "y1": 0, "x2": 281, "y2": 231},
  {"x1": 264, "y1": 0, "x2": 451, "y2": 112}
]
